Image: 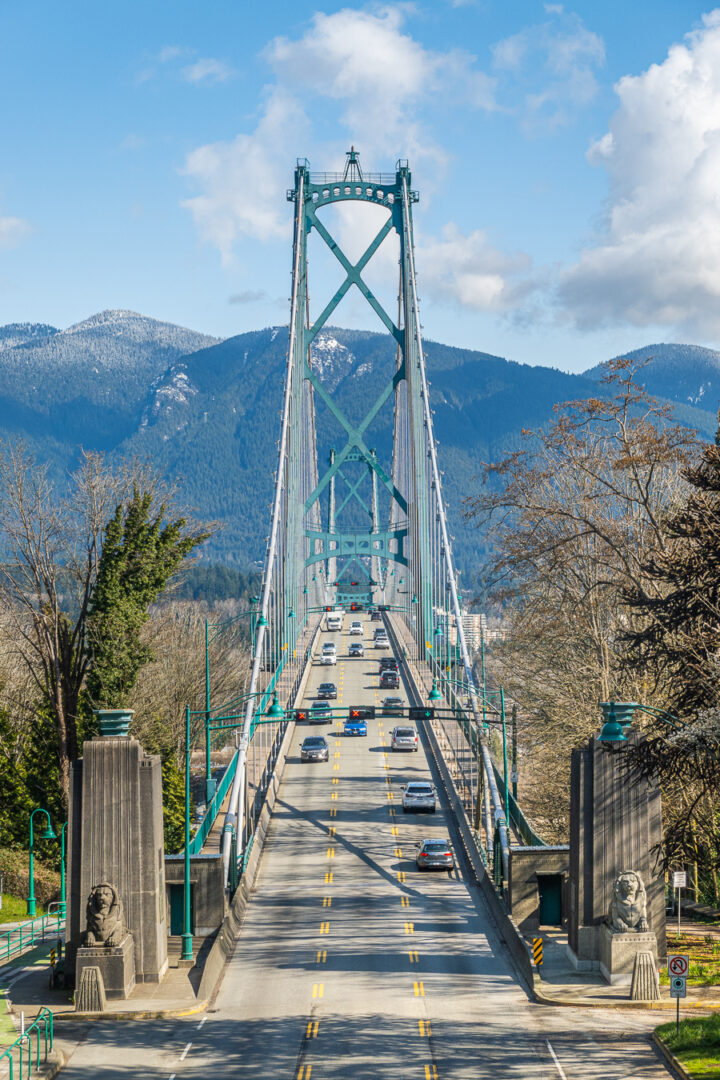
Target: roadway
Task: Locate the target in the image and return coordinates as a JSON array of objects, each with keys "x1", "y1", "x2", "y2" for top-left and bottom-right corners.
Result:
[{"x1": 56, "y1": 612, "x2": 673, "y2": 1078}]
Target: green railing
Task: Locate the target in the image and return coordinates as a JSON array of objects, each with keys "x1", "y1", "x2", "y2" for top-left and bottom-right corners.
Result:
[
  {"x1": 188, "y1": 746, "x2": 240, "y2": 855},
  {"x1": 0, "y1": 913, "x2": 63, "y2": 966},
  {"x1": 0, "y1": 1007, "x2": 53, "y2": 1080}
]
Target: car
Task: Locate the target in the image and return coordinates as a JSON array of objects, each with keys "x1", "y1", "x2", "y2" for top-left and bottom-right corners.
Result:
[
  {"x1": 349, "y1": 621, "x2": 363, "y2": 636},
  {"x1": 402, "y1": 781, "x2": 437, "y2": 813},
  {"x1": 375, "y1": 635, "x2": 390, "y2": 650},
  {"x1": 326, "y1": 615, "x2": 343, "y2": 631},
  {"x1": 310, "y1": 700, "x2": 333, "y2": 724},
  {"x1": 348, "y1": 642, "x2": 365, "y2": 657},
  {"x1": 344, "y1": 714, "x2": 368, "y2": 736},
  {"x1": 320, "y1": 643, "x2": 337, "y2": 666},
  {"x1": 371, "y1": 612, "x2": 382, "y2": 622},
  {"x1": 380, "y1": 671, "x2": 400, "y2": 689},
  {"x1": 317, "y1": 682, "x2": 337, "y2": 699},
  {"x1": 373, "y1": 627, "x2": 387, "y2": 639},
  {"x1": 300, "y1": 735, "x2": 329, "y2": 762},
  {"x1": 416, "y1": 838, "x2": 454, "y2": 871},
  {"x1": 382, "y1": 697, "x2": 405, "y2": 717},
  {"x1": 391, "y1": 724, "x2": 418, "y2": 750},
  {"x1": 379, "y1": 657, "x2": 399, "y2": 672}
]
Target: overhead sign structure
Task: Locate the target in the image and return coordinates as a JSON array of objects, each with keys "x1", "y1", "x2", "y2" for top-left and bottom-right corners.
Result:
[{"x1": 668, "y1": 954, "x2": 689, "y2": 978}]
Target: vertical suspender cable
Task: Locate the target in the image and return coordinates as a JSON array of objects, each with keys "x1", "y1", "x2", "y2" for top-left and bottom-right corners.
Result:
[
  {"x1": 220, "y1": 170, "x2": 306, "y2": 885},
  {"x1": 400, "y1": 177, "x2": 509, "y2": 879}
]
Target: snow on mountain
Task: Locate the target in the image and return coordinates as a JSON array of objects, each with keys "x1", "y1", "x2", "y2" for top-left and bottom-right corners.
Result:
[{"x1": 0, "y1": 323, "x2": 57, "y2": 350}]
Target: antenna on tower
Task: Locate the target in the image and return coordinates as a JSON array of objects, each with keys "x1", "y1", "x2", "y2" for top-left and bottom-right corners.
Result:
[{"x1": 343, "y1": 146, "x2": 363, "y2": 182}]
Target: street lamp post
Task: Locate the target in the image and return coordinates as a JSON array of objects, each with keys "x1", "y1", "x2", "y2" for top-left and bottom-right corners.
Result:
[
  {"x1": 27, "y1": 809, "x2": 56, "y2": 917},
  {"x1": 59, "y1": 822, "x2": 67, "y2": 918},
  {"x1": 181, "y1": 704, "x2": 193, "y2": 964}
]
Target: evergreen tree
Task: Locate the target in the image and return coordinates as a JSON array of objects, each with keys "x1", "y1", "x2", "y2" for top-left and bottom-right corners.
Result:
[{"x1": 86, "y1": 489, "x2": 210, "y2": 708}]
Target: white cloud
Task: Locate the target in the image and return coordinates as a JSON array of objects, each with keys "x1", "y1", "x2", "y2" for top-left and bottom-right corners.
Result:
[
  {"x1": 182, "y1": 57, "x2": 234, "y2": 84},
  {"x1": 182, "y1": 88, "x2": 310, "y2": 262},
  {"x1": 420, "y1": 223, "x2": 536, "y2": 312},
  {"x1": 159, "y1": 45, "x2": 187, "y2": 64},
  {"x1": 560, "y1": 11, "x2": 720, "y2": 336},
  {"x1": 492, "y1": 9, "x2": 604, "y2": 129},
  {"x1": 0, "y1": 216, "x2": 30, "y2": 249}
]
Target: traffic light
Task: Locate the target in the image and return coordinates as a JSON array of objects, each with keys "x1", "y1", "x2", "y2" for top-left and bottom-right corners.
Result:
[
  {"x1": 294, "y1": 709, "x2": 309, "y2": 722},
  {"x1": 324, "y1": 605, "x2": 333, "y2": 611},
  {"x1": 409, "y1": 707, "x2": 434, "y2": 722},
  {"x1": 348, "y1": 706, "x2": 375, "y2": 720}
]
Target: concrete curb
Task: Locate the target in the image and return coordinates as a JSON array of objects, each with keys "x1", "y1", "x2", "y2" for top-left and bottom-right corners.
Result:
[
  {"x1": 651, "y1": 1031, "x2": 693, "y2": 1080},
  {"x1": 532, "y1": 971, "x2": 720, "y2": 1010},
  {"x1": 54, "y1": 1000, "x2": 208, "y2": 1023}
]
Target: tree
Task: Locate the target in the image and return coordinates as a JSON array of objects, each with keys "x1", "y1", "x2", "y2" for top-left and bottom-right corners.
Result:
[
  {"x1": 466, "y1": 361, "x2": 694, "y2": 838},
  {"x1": 85, "y1": 489, "x2": 211, "y2": 708}
]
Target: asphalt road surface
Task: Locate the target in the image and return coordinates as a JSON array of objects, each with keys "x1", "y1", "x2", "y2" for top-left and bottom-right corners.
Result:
[{"x1": 58, "y1": 612, "x2": 673, "y2": 1079}]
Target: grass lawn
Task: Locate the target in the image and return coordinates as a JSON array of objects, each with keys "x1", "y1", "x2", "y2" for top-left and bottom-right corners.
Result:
[
  {"x1": 0, "y1": 895, "x2": 45, "y2": 923},
  {"x1": 657, "y1": 1015, "x2": 720, "y2": 1078},
  {"x1": 660, "y1": 933, "x2": 720, "y2": 988}
]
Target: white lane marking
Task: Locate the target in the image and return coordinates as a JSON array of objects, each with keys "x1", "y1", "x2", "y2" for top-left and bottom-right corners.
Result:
[
  {"x1": 179, "y1": 1043, "x2": 192, "y2": 1060},
  {"x1": 169, "y1": 1074, "x2": 175, "y2": 1079},
  {"x1": 546, "y1": 1041, "x2": 568, "y2": 1080},
  {"x1": 196, "y1": 1016, "x2": 207, "y2": 1029}
]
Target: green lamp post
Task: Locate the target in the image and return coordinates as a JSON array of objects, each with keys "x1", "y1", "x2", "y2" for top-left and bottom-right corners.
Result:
[
  {"x1": 596, "y1": 701, "x2": 628, "y2": 744},
  {"x1": 181, "y1": 704, "x2": 193, "y2": 964},
  {"x1": 27, "y1": 809, "x2": 56, "y2": 917},
  {"x1": 429, "y1": 678, "x2": 442, "y2": 702},
  {"x1": 266, "y1": 693, "x2": 285, "y2": 719}
]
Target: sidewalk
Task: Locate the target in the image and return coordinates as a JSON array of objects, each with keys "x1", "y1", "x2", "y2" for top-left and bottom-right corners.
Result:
[{"x1": 530, "y1": 930, "x2": 720, "y2": 1010}]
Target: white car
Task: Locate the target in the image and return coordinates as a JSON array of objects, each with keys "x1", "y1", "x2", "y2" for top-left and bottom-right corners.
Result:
[
  {"x1": 391, "y1": 725, "x2": 418, "y2": 751},
  {"x1": 375, "y1": 635, "x2": 389, "y2": 650},
  {"x1": 402, "y1": 781, "x2": 437, "y2": 814},
  {"x1": 320, "y1": 643, "x2": 337, "y2": 666},
  {"x1": 326, "y1": 615, "x2": 343, "y2": 631},
  {"x1": 349, "y1": 621, "x2": 363, "y2": 636}
]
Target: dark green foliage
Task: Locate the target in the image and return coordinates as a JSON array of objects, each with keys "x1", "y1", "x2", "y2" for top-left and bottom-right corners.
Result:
[
  {"x1": 173, "y1": 563, "x2": 261, "y2": 603},
  {"x1": 161, "y1": 757, "x2": 189, "y2": 855},
  {"x1": 85, "y1": 489, "x2": 210, "y2": 708}
]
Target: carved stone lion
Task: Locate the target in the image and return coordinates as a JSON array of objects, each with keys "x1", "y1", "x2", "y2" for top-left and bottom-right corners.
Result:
[
  {"x1": 83, "y1": 883, "x2": 127, "y2": 947},
  {"x1": 607, "y1": 871, "x2": 649, "y2": 933}
]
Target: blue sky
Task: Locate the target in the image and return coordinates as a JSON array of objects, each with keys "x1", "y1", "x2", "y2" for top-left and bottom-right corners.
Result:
[{"x1": 0, "y1": 0, "x2": 717, "y2": 371}]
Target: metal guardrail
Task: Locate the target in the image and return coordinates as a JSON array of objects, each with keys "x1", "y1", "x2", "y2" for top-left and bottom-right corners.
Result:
[
  {"x1": 0, "y1": 913, "x2": 63, "y2": 966},
  {"x1": 0, "y1": 1006, "x2": 53, "y2": 1079}
]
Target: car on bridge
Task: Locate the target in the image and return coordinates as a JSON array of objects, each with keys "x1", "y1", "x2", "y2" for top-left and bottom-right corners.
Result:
[
  {"x1": 416, "y1": 838, "x2": 454, "y2": 871},
  {"x1": 349, "y1": 620, "x2": 364, "y2": 635},
  {"x1": 371, "y1": 611, "x2": 382, "y2": 622},
  {"x1": 379, "y1": 657, "x2": 398, "y2": 672},
  {"x1": 382, "y1": 698, "x2": 405, "y2": 717},
  {"x1": 348, "y1": 642, "x2": 364, "y2": 657},
  {"x1": 374, "y1": 634, "x2": 389, "y2": 650},
  {"x1": 300, "y1": 735, "x2": 329, "y2": 762},
  {"x1": 343, "y1": 713, "x2": 368, "y2": 736},
  {"x1": 310, "y1": 700, "x2": 333, "y2": 724},
  {"x1": 391, "y1": 724, "x2": 418, "y2": 749},
  {"x1": 402, "y1": 781, "x2": 436, "y2": 813},
  {"x1": 319, "y1": 643, "x2": 337, "y2": 665},
  {"x1": 317, "y1": 681, "x2": 337, "y2": 699},
  {"x1": 380, "y1": 670, "x2": 400, "y2": 689}
]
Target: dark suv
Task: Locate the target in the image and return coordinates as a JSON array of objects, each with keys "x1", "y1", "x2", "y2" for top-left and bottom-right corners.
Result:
[
  {"x1": 380, "y1": 670, "x2": 400, "y2": 689},
  {"x1": 379, "y1": 658, "x2": 399, "y2": 672}
]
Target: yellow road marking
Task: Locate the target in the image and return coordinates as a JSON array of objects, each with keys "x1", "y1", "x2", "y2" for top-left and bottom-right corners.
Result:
[
  {"x1": 320, "y1": 921, "x2": 330, "y2": 934},
  {"x1": 328, "y1": 826, "x2": 336, "y2": 837},
  {"x1": 388, "y1": 808, "x2": 395, "y2": 817},
  {"x1": 395, "y1": 847, "x2": 403, "y2": 857},
  {"x1": 397, "y1": 871, "x2": 406, "y2": 883},
  {"x1": 425, "y1": 1065, "x2": 438, "y2": 1079},
  {"x1": 332, "y1": 778, "x2": 339, "y2": 785},
  {"x1": 306, "y1": 1020, "x2": 319, "y2": 1038},
  {"x1": 323, "y1": 896, "x2": 332, "y2": 907},
  {"x1": 335, "y1": 740, "x2": 341, "y2": 746},
  {"x1": 298, "y1": 1066, "x2": 312, "y2": 1079},
  {"x1": 327, "y1": 847, "x2": 335, "y2": 859},
  {"x1": 391, "y1": 827, "x2": 399, "y2": 836},
  {"x1": 401, "y1": 896, "x2": 410, "y2": 907},
  {"x1": 333, "y1": 764, "x2": 340, "y2": 771},
  {"x1": 330, "y1": 792, "x2": 338, "y2": 801},
  {"x1": 312, "y1": 983, "x2": 324, "y2": 998},
  {"x1": 384, "y1": 763, "x2": 390, "y2": 770},
  {"x1": 325, "y1": 871, "x2": 333, "y2": 884},
  {"x1": 405, "y1": 922, "x2": 414, "y2": 935},
  {"x1": 334, "y1": 752, "x2": 341, "y2": 758},
  {"x1": 414, "y1": 981, "x2": 425, "y2": 997},
  {"x1": 386, "y1": 791, "x2": 394, "y2": 800},
  {"x1": 316, "y1": 949, "x2": 327, "y2": 963},
  {"x1": 409, "y1": 950, "x2": 419, "y2": 963},
  {"x1": 419, "y1": 1019, "x2": 432, "y2": 1037},
  {"x1": 329, "y1": 807, "x2": 337, "y2": 817}
]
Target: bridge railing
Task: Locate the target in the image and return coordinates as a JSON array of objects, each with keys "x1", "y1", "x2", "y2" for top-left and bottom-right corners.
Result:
[
  {"x1": 0, "y1": 1006, "x2": 53, "y2": 1080},
  {"x1": 0, "y1": 913, "x2": 64, "y2": 966}
]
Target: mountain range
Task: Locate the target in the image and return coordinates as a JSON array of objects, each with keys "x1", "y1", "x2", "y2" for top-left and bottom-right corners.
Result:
[{"x1": 0, "y1": 309, "x2": 717, "y2": 570}]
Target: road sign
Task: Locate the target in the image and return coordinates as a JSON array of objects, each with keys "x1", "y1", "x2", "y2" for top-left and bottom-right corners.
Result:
[
  {"x1": 668, "y1": 954, "x2": 689, "y2": 978},
  {"x1": 670, "y1": 976, "x2": 687, "y2": 998},
  {"x1": 532, "y1": 937, "x2": 543, "y2": 966},
  {"x1": 409, "y1": 707, "x2": 434, "y2": 722},
  {"x1": 510, "y1": 771, "x2": 519, "y2": 784},
  {"x1": 673, "y1": 870, "x2": 687, "y2": 889}
]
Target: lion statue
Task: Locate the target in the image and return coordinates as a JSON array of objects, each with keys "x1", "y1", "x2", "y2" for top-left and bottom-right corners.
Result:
[
  {"x1": 607, "y1": 870, "x2": 649, "y2": 933},
  {"x1": 83, "y1": 882, "x2": 127, "y2": 947}
]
